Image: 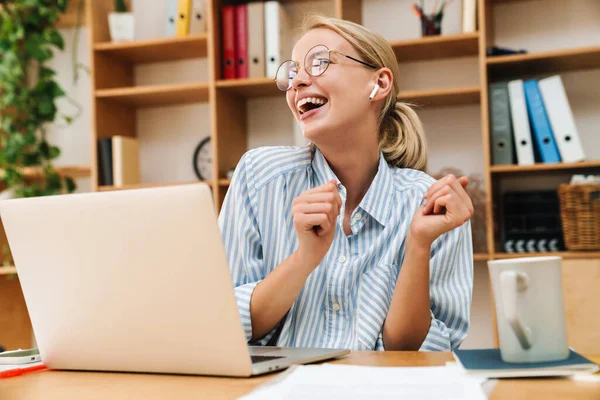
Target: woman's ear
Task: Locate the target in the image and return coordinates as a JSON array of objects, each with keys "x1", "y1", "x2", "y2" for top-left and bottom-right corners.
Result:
[{"x1": 370, "y1": 68, "x2": 393, "y2": 101}]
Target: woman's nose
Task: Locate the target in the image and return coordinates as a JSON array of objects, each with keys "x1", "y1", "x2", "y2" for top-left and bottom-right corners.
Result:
[{"x1": 291, "y1": 66, "x2": 311, "y2": 89}]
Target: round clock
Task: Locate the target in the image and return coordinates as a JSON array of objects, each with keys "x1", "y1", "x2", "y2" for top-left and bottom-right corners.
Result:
[{"x1": 193, "y1": 137, "x2": 212, "y2": 181}]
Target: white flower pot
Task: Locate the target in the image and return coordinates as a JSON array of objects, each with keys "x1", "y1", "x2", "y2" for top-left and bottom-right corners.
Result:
[{"x1": 108, "y1": 12, "x2": 135, "y2": 42}]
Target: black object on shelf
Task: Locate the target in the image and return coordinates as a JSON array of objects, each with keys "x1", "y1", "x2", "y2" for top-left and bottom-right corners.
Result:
[
  {"x1": 487, "y1": 46, "x2": 528, "y2": 57},
  {"x1": 501, "y1": 190, "x2": 565, "y2": 253}
]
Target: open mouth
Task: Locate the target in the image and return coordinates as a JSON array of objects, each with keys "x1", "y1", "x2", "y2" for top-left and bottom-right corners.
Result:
[{"x1": 297, "y1": 97, "x2": 328, "y2": 115}]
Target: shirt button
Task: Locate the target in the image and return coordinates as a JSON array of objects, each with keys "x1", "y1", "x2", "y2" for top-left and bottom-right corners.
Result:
[
  {"x1": 354, "y1": 213, "x2": 362, "y2": 221},
  {"x1": 332, "y1": 302, "x2": 341, "y2": 311},
  {"x1": 338, "y1": 255, "x2": 347, "y2": 264}
]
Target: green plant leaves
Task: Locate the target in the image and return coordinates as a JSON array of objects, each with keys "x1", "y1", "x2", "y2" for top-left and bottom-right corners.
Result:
[{"x1": 0, "y1": 1, "x2": 78, "y2": 208}]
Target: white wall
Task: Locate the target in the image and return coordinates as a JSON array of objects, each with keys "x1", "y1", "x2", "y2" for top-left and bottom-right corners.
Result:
[{"x1": 45, "y1": 0, "x2": 600, "y2": 350}]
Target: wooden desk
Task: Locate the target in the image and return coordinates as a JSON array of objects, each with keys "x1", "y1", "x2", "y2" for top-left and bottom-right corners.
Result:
[{"x1": 1, "y1": 352, "x2": 598, "y2": 399}]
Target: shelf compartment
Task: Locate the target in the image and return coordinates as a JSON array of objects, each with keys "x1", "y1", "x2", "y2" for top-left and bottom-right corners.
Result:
[
  {"x1": 399, "y1": 86, "x2": 480, "y2": 107},
  {"x1": 94, "y1": 35, "x2": 208, "y2": 64},
  {"x1": 390, "y1": 33, "x2": 480, "y2": 62},
  {"x1": 491, "y1": 160, "x2": 600, "y2": 174},
  {"x1": 487, "y1": 45, "x2": 600, "y2": 78},
  {"x1": 95, "y1": 83, "x2": 210, "y2": 107}
]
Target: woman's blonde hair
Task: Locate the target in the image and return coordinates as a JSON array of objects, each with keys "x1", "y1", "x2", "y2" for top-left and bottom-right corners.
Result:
[{"x1": 302, "y1": 14, "x2": 428, "y2": 171}]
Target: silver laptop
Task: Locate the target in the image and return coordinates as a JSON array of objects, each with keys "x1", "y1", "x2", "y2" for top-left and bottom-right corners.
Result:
[{"x1": 0, "y1": 183, "x2": 349, "y2": 377}]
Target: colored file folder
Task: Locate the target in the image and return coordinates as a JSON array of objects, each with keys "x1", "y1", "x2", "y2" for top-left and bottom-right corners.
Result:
[
  {"x1": 523, "y1": 79, "x2": 561, "y2": 163},
  {"x1": 539, "y1": 75, "x2": 585, "y2": 163}
]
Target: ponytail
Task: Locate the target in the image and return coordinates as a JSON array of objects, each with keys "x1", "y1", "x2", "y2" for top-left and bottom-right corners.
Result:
[{"x1": 378, "y1": 101, "x2": 428, "y2": 172}]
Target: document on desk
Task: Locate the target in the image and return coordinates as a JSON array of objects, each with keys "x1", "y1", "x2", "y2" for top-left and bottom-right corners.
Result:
[{"x1": 240, "y1": 364, "x2": 487, "y2": 400}]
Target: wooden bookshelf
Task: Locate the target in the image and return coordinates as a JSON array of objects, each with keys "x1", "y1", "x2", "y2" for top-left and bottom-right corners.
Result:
[
  {"x1": 218, "y1": 179, "x2": 232, "y2": 186},
  {"x1": 98, "y1": 181, "x2": 211, "y2": 192},
  {"x1": 216, "y1": 78, "x2": 282, "y2": 98},
  {"x1": 390, "y1": 32, "x2": 480, "y2": 62},
  {"x1": 94, "y1": 35, "x2": 209, "y2": 64},
  {"x1": 399, "y1": 86, "x2": 480, "y2": 107},
  {"x1": 491, "y1": 160, "x2": 600, "y2": 174},
  {"x1": 0, "y1": 266, "x2": 16, "y2": 275},
  {"x1": 95, "y1": 83, "x2": 210, "y2": 107},
  {"x1": 487, "y1": 45, "x2": 600, "y2": 79}
]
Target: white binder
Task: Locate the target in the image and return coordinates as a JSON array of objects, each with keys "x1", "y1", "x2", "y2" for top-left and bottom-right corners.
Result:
[
  {"x1": 264, "y1": 1, "x2": 291, "y2": 79},
  {"x1": 248, "y1": 1, "x2": 265, "y2": 78},
  {"x1": 462, "y1": 0, "x2": 476, "y2": 33},
  {"x1": 539, "y1": 75, "x2": 585, "y2": 163},
  {"x1": 165, "y1": 0, "x2": 178, "y2": 37},
  {"x1": 508, "y1": 80, "x2": 535, "y2": 166},
  {"x1": 189, "y1": 0, "x2": 206, "y2": 35}
]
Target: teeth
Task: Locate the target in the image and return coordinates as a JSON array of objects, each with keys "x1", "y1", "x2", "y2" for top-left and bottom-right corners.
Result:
[{"x1": 296, "y1": 96, "x2": 327, "y2": 113}]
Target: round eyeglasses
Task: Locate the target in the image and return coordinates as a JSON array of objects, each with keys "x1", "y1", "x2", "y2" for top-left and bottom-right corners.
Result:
[{"x1": 274, "y1": 44, "x2": 378, "y2": 92}]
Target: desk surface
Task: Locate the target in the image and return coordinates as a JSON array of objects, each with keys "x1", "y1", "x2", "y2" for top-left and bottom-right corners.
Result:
[{"x1": 1, "y1": 351, "x2": 598, "y2": 399}]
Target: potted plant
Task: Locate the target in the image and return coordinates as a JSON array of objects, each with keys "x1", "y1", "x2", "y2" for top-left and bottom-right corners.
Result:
[
  {"x1": 108, "y1": 0, "x2": 134, "y2": 42},
  {"x1": 0, "y1": 0, "x2": 78, "y2": 267}
]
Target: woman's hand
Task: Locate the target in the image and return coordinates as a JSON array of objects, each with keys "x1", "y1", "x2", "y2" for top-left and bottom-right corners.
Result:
[
  {"x1": 409, "y1": 174, "x2": 474, "y2": 248},
  {"x1": 292, "y1": 180, "x2": 342, "y2": 269}
]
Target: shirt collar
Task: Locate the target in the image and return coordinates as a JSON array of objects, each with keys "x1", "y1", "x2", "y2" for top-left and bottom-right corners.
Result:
[{"x1": 310, "y1": 145, "x2": 394, "y2": 226}]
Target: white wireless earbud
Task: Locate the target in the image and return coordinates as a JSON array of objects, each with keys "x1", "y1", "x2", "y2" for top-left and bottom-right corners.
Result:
[{"x1": 369, "y1": 84, "x2": 380, "y2": 100}]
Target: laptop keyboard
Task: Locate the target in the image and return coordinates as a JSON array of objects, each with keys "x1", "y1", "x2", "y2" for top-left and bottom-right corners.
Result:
[{"x1": 250, "y1": 355, "x2": 285, "y2": 364}]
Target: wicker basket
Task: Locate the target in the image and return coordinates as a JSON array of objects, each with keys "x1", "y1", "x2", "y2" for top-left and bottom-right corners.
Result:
[{"x1": 558, "y1": 183, "x2": 600, "y2": 250}]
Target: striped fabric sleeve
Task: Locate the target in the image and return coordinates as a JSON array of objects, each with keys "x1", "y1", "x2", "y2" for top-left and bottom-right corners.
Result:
[
  {"x1": 419, "y1": 221, "x2": 474, "y2": 351},
  {"x1": 218, "y1": 152, "x2": 277, "y2": 345}
]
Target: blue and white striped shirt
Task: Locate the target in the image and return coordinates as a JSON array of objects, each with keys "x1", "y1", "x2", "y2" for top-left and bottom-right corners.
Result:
[{"x1": 218, "y1": 145, "x2": 473, "y2": 351}]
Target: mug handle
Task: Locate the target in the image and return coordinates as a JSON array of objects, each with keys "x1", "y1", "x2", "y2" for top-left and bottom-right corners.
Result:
[{"x1": 499, "y1": 271, "x2": 534, "y2": 350}]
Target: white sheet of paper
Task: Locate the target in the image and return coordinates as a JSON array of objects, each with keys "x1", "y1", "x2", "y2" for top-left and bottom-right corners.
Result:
[
  {"x1": 240, "y1": 364, "x2": 488, "y2": 400},
  {"x1": 0, "y1": 360, "x2": 44, "y2": 372}
]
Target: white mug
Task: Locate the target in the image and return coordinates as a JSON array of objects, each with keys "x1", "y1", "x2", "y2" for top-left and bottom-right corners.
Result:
[{"x1": 488, "y1": 256, "x2": 569, "y2": 363}]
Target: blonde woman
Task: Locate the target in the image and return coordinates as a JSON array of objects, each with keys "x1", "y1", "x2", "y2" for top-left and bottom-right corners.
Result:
[{"x1": 219, "y1": 15, "x2": 474, "y2": 351}]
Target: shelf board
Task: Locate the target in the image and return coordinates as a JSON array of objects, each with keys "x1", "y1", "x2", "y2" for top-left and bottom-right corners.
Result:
[
  {"x1": 473, "y1": 253, "x2": 489, "y2": 261},
  {"x1": 0, "y1": 266, "x2": 17, "y2": 275},
  {"x1": 399, "y1": 86, "x2": 480, "y2": 107},
  {"x1": 495, "y1": 251, "x2": 600, "y2": 260},
  {"x1": 98, "y1": 181, "x2": 211, "y2": 192},
  {"x1": 95, "y1": 83, "x2": 209, "y2": 107},
  {"x1": 94, "y1": 35, "x2": 208, "y2": 64},
  {"x1": 487, "y1": 45, "x2": 600, "y2": 78},
  {"x1": 219, "y1": 179, "x2": 232, "y2": 186},
  {"x1": 390, "y1": 32, "x2": 479, "y2": 62},
  {"x1": 491, "y1": 160, "x2": 600, "y2": 174},
  {"x1": 22, "y1": 165, "x2": 91, "y2": 179},
  {"x1": 216, "y1": 78, "x2": 282, "y2": 98}
]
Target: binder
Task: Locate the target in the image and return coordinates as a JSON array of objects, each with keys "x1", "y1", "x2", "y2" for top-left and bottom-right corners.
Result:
[
  {"x1": 98, "y1": 138, "x2": 113, "y2": 186},
  {"x1": 462, "y1": 0, "x2": 476, "y2": 33},
  {"x1": 247, "y1": 1, "x2": 265, "y2": 79},
  {"x1": 538, "y1": 75, "x2": 585, "y2": 163},
  {"x1": 235, "y1": 4, "x2": 248, "y2": 79},
  {"x1": 265, "y1": 1, "x2": 291, "y2": 79},
  {"x1": 176, "y1": 0, "x2": 192, "y2": 37},
  {"x1": 489, "y1": 82, "x2": 514, "y2": 165},
  {"x1": 112, "y1": 136, "x2": 140, "y2": 187},
  {"x1": 221, "y1": 5, "x2": 236, "y2": 79},
  {"x1": 507, "y1": 80, "x2": 535, "y2": 166},
  {"x1": 165, "y1": 0, "x2": 178, "y2": 37},
  {"x1": 189, "y1": 0, "x2": 206, "y2": 35},
  {"x1": 523, "y1": 79, "x2": 561, "y2": 163}
]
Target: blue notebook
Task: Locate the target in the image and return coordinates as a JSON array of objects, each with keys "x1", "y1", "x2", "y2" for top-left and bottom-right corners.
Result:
[{"x1": 453, "y1": 349, "x2": 599, "y2": 378}]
